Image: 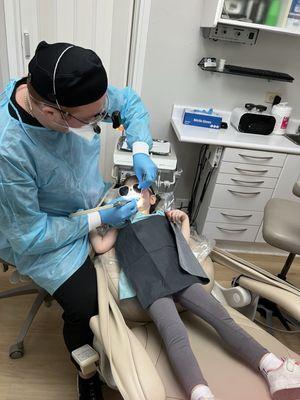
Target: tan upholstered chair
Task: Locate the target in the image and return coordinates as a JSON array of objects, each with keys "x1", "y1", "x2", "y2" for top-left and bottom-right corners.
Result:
[
  {"x1": 0, "y1": 258, "x2": 51, "y2": 358},
  {"x1": 263, "y1": 181, "x2": 300, "y2": 281}
]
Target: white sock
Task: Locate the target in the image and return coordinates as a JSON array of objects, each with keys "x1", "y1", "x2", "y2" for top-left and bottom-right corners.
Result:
[
  {"x1": 259, "y1": 353, "x2": 283, "y2": 374},
  {"x1": 191, "y1": 385, "x2": 214, "y2": 400}
]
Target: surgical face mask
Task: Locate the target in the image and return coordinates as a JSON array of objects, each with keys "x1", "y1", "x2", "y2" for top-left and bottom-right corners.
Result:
[{"x1": 68, "y1": 125, "x2": 97, "y2": 141}]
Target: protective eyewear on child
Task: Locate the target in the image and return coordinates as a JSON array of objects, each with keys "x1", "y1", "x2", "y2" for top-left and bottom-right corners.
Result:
[
  {"x1": 118, "y1": 184, "x2": 156, "y2": 197},
  {"x1": 118, "y1": 184, "x2": 142, "y2": 197}
]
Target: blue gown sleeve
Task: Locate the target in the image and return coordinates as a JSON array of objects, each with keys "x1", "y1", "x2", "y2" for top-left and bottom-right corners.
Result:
[
  {"x1": 108, "y1": 86, "x2": 153, "y2": 150},
  {"x1": 0, "y1": 164, "x2": 89, "y2": 256}
]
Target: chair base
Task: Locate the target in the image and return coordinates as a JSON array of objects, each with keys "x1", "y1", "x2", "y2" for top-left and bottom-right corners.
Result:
[{"x1": 0, "y1": 283, "x2": 51, "y2": 358}]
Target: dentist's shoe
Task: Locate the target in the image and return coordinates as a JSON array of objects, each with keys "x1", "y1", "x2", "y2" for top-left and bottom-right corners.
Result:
[
  {"x1": 77, "y1": 373, "x2": 104, "y2": 400},
  {"x1": 265, "y1": 358, "x2": 300, "y2": 400}
]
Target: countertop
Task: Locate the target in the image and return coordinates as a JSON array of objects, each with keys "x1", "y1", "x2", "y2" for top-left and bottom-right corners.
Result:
[{"x1": 171, "y1": 105, "x2": 300, "y2": 155}]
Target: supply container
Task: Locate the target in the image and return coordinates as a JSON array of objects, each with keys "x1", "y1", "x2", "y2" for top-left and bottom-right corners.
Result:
[{"x1": 271, "y1": 102, "x2": 292, "y2": 135}]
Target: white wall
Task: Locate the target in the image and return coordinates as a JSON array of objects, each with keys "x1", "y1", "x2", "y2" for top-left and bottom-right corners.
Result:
[
  {"x1": 0, "y1": 0, "x2": 9, "y2": 90},
  {"x1": 141, "y1": 0, "x2": 300, "y2": 199}
]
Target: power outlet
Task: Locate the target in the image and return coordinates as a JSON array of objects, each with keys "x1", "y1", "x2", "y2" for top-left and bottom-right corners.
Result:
[
  {"x1": 265, "y1": 92, "x2": 281, "y2": 104},
  {"x1": 203, "y1": 23, "x2": 259, "y2": 45}
]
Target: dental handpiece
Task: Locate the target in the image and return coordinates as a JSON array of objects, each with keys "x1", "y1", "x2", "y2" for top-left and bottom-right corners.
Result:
[{"x1": 69, "y1": 199, "x2": 131, "y2": 217}]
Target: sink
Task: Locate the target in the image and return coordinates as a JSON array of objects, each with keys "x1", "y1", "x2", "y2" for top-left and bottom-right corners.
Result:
[{"x1": 284, "y1": 134, "x2": 300, "y2": 146}]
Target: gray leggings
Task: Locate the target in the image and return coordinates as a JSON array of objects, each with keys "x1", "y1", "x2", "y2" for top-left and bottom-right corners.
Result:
[{"x1": 148, "y1": 283, "x2": 268, "y2": 394}]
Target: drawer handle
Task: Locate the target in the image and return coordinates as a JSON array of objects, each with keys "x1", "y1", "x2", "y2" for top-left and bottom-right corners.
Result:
[
  {"x1": 228, "y1": 189, "x2": 261, "y2": 196},
  {"x1": 235, "y1": 167, "x2": 268, "y2": 174},
  {"x1": 231, "y1": 178, "x2": 265, "y2": 185},
  {"x1": 221, "y1": 212, "x2": 253, "y2": 218},
  {"x1": 238, "y1": 154, "x2": 274, "y2": 160},
  {"x1": 217, "y1": 226, "x2": 248, "y2": 232}
]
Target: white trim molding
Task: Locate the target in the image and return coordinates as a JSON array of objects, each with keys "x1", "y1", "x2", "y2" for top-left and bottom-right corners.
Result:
[
  {"x1": 127, "y1": 0, "x2": 151, "y2": 95},
  {"x1": 4, "y1": 0, "x2": 24, "y2": 78}
]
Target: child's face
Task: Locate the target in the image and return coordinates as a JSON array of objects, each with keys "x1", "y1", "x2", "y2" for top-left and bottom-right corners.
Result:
[
  {"x1": 121, "y1": 177, "x2": 156, "y2": 212},
  {"x1": 138, "y1": 188, "x2": 156, "y2": 212}
]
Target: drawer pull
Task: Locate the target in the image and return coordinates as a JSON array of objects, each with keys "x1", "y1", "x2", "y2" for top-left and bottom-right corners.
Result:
[
  {"x1": 235, "y1": 167, "x2": 268, "y2": 174},
  {"x1": 231, "y1": 178, "x2": 265, "y2": 185},
  {"x1": 221, "y1": 212, "x2": 253, "y2": 218},
  {"x1": 228, "y1": 189, "x2": 261, "y2": 196},
  {"x1": 217, "y1": 226, "x2": 248, "y2": 232},
  {"x1": 238, "y1": 154, "x2": 274, "y2": 160}
]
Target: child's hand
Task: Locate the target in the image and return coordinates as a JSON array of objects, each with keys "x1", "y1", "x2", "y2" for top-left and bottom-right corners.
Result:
[{"x1": 166, "y1": 210, "x2": 189, "y2": 224}]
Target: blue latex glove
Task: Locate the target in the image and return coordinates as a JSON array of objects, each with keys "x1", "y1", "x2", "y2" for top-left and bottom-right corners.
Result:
[
  {"x1": 99, "y1": 197, "x2": 138, "y2": 226},
  {"x1": 133, "y1": 153, "x2": 158, "y2": 189}
]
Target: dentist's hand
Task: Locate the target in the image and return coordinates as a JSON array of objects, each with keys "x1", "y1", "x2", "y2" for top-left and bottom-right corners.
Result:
[
  {"x1": 99, "y1": 197, "x2": 138, "y2": 226},
  {"x1": 133, "y1": 153, "x2": 158, "y2": 189}
]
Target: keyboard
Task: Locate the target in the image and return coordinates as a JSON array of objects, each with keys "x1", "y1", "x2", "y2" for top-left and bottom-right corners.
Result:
[{"x1": 225, "y1": 65, "x2": 294, "y2": 82}]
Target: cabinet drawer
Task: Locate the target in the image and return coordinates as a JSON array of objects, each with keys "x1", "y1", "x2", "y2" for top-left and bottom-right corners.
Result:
[
  {"x1": 220, "y1": 161, "x2": 282, "y2": 178},
  {"x1": 206, "y1": 207, "x2": 263, "y2": 226},
  {"x1": 210, "y1": 184, "x2": 273, "y2": 211},
  {"x1": 222, "y1": 148, "x2": 286, "y2": 167},
  {"x1": 216, "y1": 173, "x2": 277, "y2": 189},
  {"x1": 202, "y1": 222, "x2": 259, "y2": 242}
]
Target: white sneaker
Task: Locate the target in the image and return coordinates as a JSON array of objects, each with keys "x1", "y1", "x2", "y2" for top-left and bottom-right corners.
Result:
[{"x1": 265, "y1": 358, "x2": 300, "y2": 400}]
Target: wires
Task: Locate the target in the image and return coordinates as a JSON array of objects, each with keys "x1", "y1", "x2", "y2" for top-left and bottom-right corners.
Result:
[
  {"x1": 188, "y1": 144, "x2": 217, "y2": 226},
  {"x1": 188, "y1": 145, "x2": 207, "y2": 218}
]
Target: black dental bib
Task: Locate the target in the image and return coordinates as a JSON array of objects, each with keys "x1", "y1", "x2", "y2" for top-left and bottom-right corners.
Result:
[{"x1": 115, "y1": 215, "x2": 209, "y2": 309}]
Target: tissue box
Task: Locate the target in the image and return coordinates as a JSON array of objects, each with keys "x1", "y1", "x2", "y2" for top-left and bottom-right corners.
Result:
[{"x1": 182, "y1": 108, "x2": 222, "y2": 129}]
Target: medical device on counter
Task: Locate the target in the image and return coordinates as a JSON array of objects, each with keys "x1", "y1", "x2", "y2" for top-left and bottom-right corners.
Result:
[{"x1": 231, "y1": 104, "x2": 276, "y2": 135}]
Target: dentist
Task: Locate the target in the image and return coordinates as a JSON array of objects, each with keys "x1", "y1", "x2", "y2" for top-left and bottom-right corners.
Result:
[{"x1": 0, "y1": 41, "x2": 157, "y2": 399}]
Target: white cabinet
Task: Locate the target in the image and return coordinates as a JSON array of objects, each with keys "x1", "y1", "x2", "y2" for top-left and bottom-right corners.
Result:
[
  {"x1": 196, "y1": 146, "x2": 300, "y2": 244},
  {"x1": 200, "y1": 0, "x2": 300, "y2": 37}
]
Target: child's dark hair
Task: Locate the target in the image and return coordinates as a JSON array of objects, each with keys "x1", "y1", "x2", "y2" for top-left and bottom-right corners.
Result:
[{"x1": 122, "y1": 175, "x2": 160, "y2": 214}]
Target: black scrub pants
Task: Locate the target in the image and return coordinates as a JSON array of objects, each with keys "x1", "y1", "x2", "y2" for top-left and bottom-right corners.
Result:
[{"x1": 53, "y1": 257, "x2": 98, "y2": 370}]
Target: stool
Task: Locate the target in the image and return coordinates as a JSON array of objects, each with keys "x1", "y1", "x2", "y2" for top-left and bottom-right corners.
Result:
[
  {"x1": 263, "y1": 181, "x2": 300, "y2": 281},
  {"x1": 257, "y1": 181, "x2": 300, "y2": 330}
]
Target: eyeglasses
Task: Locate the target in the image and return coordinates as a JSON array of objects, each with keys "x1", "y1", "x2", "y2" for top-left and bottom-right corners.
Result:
[
  {"x1": 61, "y1": 94, "x2": 109, "y2": 125},
  {"x1": 245, "y1": 103, "x2": 267, "y2": 113},
  {"x1": 29, "y1": 93, "x2": 109, "y2": 125},
  {"x1": 118, "y1": 184, "x2": 142, "y2": 197}
]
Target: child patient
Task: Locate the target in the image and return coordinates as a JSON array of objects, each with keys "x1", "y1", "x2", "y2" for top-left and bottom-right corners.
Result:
[{"x1": 89, "y1": 175, "x2": 300, "y2": 400}]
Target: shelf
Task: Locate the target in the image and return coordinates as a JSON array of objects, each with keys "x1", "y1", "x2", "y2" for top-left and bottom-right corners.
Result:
[
  {"x1": 198, "y1": 59, "x2": 294, "y2": 83},
  {"x1": 218, "y1": 18, "x2": 300, "y2": 37}
]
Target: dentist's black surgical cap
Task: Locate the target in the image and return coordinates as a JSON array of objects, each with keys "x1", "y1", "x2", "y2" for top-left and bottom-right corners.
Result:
[{"x1": 28, "y1": 41, "x2": 108, "y2": 107}]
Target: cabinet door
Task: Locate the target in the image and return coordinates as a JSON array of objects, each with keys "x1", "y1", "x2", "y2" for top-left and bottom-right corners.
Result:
[{"x1": 272, "y1": 155, "x2": 300, "y2": 202}]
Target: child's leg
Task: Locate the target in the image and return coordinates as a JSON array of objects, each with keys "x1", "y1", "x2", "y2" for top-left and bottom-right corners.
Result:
[
  {"x1": 175, "y1": 283, "x2": 269, "y2": 369},
  {"x1": 148, "y1": 296, "x2": 210, "y2": 395}
]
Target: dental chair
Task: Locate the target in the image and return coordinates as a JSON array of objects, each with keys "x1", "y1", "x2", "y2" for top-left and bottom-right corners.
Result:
[
  {"x1": 84, "y1": 243, "x2": 300, "y2": 400},
  {"x1": 0, "y1": 258, "x2": 51, "y2": 359},
  {"x1": 77, "y1": 143, "x2": 300, "y2": 399}
]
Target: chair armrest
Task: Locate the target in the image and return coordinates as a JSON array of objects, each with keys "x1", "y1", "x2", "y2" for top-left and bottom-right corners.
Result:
[
  {"x1": 238, "y1": 276, "x2": 300, "y2": 322},
  {"x1": 293, "y1": 181, "x2": 300, "y2": 198}
]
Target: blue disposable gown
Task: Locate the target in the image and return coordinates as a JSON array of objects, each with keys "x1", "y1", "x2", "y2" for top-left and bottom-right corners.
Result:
[{"x1": 0, "y1": 80, "x2": 152, "y2": 294}]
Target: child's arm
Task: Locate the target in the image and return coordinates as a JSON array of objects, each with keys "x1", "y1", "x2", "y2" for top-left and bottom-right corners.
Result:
[
  {"x1": 166, "y1": 210, "x2": 190, "y2": 243},
  {"x1": 89, "y1": 228, "x2": 118, "y2": 254}
]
